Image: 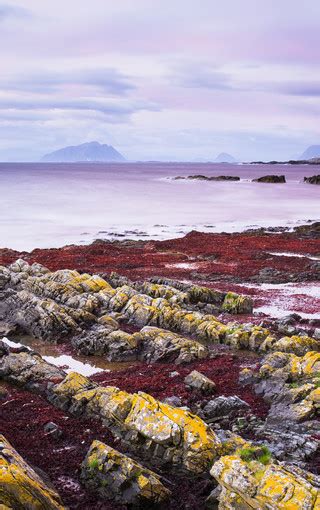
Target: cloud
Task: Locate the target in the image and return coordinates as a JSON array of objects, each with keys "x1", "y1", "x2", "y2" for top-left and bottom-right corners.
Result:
[
  {"x1": 0, "y1": 96, "x2": 160, "y2": 121},
  {"x1": 270, "y1": 81, "x2": 320, "y2": 97},
  {"x1": 171, "y1": 64, "x2": 235, "y2": 91},
  {"x1": 1, "y1": 68, "x2": 136, "y2": 95},
  {"x1": 0, "y1": 3, "x2": 31, "y2": 21}
]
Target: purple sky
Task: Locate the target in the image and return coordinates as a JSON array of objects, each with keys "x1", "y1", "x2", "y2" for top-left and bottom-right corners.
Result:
[{"x1": 1, "y1": 0, "x2": 320, "y2": 161}]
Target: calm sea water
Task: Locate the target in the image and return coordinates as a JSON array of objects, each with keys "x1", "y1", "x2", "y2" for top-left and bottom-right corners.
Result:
[{"x1": 0, "y1": 162, "x2": 319, "y2": 251}]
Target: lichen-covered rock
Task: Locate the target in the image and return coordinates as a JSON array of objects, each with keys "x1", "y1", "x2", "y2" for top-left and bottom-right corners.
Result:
[
  {"x1": 0, "y1": 434, "x2": 65, "y2": 509},
  {"x1": 221, "y1": 292, "x2": 253, "y2": 314},
  {"x1": 0, "y1": 344, "x2": 219, "y2": 475},
  {"x1": 211, "y1": 454, "x2": 320, "y2": 509},
  {"x1": 53, "y1": 373, "x2": 219, "y2": 473},
  {"x1": 81, "y1": 440, "x2": 171, "y2": 507},
  {"x1": 0, "y1": 343, "x2": 65, "y2": 392},
  {"x1": 256, "y1": 351, "x2": 320, "y2": 431},
  {"x1": 271, "y1": 335, "x2": 320, "y2": 356},
  {"x1": 110, "y1": 274, "x2": 253, "y2": 314},
  {"x1": 136, "y1": 326, "x2": 209, "y2": 364},
  {"x1": 1, "y1": 260, "x2": 316, "y2": 358},
  {"x1": 184, "y1": 370, "x2": 216, "y2": 393}
]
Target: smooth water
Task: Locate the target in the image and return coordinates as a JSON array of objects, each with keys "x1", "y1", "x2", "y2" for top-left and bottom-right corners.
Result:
[{"x1": 0, "y1": 162, "x2": 319, "y2": 251}]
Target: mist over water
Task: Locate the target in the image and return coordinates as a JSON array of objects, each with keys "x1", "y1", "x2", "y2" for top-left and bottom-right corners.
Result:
[{"x1": 0, "y1": 162, "x2": 319, "y2": 251}]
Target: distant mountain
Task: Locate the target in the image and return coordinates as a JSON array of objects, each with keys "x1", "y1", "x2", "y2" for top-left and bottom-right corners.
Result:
[
  {"x1": 300, "y1": 145, "x2": 320, "y2": 160},
  {"x1": 214, "y1": 152, "x2": 237, "y2": 163},
  {"x1": 41, "y1": 141, "x2": 126, "y2": 162}
]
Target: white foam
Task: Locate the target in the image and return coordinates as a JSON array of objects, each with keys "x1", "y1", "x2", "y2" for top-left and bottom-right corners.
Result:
[{"x1": 268, "y1": 251, "x2": 320, "y2": 261}]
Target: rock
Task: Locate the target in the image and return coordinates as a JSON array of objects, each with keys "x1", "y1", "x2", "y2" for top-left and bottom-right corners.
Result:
[
  {"x1": 2, "y1": 260, "x2": 316, "y2": 359},
  {"x1": 184, "y1": 370, "x2": 216, "y2": 393},
  {"x1": 270, "y1": 335, "x2": 320, "y2": 356},
  {"x1": 0, "y1": 346, "x2": 220, "y2": 474},
  {"x1": 221, "y1": 292, "x2": 253, "y2": 314},
  {"x1": 0, "y1": 349, "x2": 65, "y2": 392},
  {"x1": 0, "y1": 384, "x2": 8, "y2": 400},
  {"x1": 163, "y1": 396, "x2": 182, "y2": 407},
  {"x1": 211, "y1": 455, "x2": 320, "y2": 509},
  {"x1": 304, "y1": 175, "x2": 320, "y2": 185},
  {"x1": 253, "y1": 175, "x2": 286, "y2": 183},
  {"x1": 256, "y1": 351, "x2": 320, "y2": 431},
  {"x1": 173, "y1": 175, "x2": 240, "y2": 181},
  {"x1": 81, "y1": 440, "x2": 171, "y2": 507},
  {"x1": 313, "y1": 328, "x2": 320, "y2": 340},
  {"x1": 43, "y1": 421, "x2": 63, "y2": 439},
  {"x1": 136, "y1": 326, "x2": 209, "y2": 364},
  {"x1": 203, "y1": 396, "x2": 250, "y2": 421},
  {"x1": 0, "y1": 434, "x2": 65, "y2": 509}
]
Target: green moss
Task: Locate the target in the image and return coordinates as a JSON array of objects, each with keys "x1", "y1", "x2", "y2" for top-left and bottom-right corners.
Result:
[
  {"x1": 88, "y1": 458, "x2": 99, "y2": 470},
  {"x1": 239, "y1": 445, "x2": 271, "y2": 465},
  {"x1": 289, "y1": 381, "x2": 301, "y2": 389}
]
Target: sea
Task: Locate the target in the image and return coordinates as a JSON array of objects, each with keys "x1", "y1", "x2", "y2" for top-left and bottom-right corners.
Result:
[{"x1": 0, "y1": 161, "x2": 319, "y2": 251}]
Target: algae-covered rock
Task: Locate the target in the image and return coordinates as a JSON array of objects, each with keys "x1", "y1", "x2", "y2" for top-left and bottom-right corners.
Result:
[
  {"x1": 211, "y1": 454, "x2": 320, "y2": 509},
  {"x1": 0, "y1": 434, "x2": 65, "y2": 509},
  {"x1": 81, "y1": 440, "x2": 171, "y2": 507}
]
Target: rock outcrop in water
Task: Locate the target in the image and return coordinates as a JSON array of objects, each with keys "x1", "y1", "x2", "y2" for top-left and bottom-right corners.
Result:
[
  {"x1": 252, "y1": 175, "x2": 286, "y2": 183},
  {"x1": 173, "y1": 174, "x2": 240, "y2": 181},
  {"x1": 304, "y1": 175, "x2": 320, "y2": 185}
]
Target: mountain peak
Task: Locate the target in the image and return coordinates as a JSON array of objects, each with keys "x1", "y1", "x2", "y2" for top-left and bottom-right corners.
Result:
[
  {"x1": 214, "y1": 152, "x2": 237, "y2": 163},
  {"x1": 300, "y1": 145, "x2": 320, "y2": 160},
  {"x1": 41, "y1": 141, "x2": 126, "y2": 163}
]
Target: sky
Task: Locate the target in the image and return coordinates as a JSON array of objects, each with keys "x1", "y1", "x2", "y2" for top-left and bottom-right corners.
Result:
[{"x1": 1, "y1": 0, "x2": 320, "y2": 161}]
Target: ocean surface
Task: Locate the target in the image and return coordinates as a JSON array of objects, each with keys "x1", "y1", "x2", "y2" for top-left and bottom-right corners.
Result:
[{"x1": 0, "y1": 162, "x2": 319, "y2": 251}]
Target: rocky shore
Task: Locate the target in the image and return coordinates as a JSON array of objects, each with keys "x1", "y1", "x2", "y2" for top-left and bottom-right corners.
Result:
[{"x1": 0, "y1": 225, "x2": 319, "y2": 509}]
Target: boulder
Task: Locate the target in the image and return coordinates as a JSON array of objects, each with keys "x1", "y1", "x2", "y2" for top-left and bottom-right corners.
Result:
[
  {"x1": 184, "y1": 370, "x2": 216, "y2": 393},
  {"x1": 203, "y1": 396, "x2": 250, "y2": 420},
  {"x1": 211, "y1": 455, "x2": 320, "y2": 509},
  {"x1": 81, "y1": 440, "x2": 171, "y2": 507},
  {"x1": 0, "y1": 434, "x2": 65, "y2": 509}
]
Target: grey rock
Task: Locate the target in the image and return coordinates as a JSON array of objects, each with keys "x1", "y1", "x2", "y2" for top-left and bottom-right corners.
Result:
[{"x1": 184, "y1": 370, "x2": 216, "y2": 393}]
